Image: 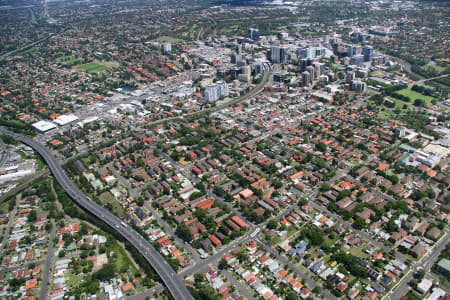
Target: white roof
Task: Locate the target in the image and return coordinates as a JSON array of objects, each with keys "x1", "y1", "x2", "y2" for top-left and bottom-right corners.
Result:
[
  {"x1": 54, "y1": 114, "x2": 79, "y2": 126},
  {"x1": 32, "y1": 120, "x2": 57, "y2": 132},
  {"x1": 77, "y1": 116, "x2": 99, "y2": 128},
  {"x1": 418, "y1": 278, "x2": 433, "y2": 293},
  {"x1": 425, "y1": 287, "x2": 446, "y2": 300}
]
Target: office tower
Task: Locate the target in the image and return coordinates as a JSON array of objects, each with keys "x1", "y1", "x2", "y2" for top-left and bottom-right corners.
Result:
[
  {"x1": 242, "y1": 65, "x2": 251, "y2": 75},
  {"x1": 313, "y1": 62, "x2": 321, "y2": 81},
  {"x1": 204, "y1": 81, "x2": 229, "y2": 102},
  {"x1": 299, "y1": 58, "x2": 308, "y2": 72},
  {"x1": 352, "y1": 80, "x2": 366, "y2": 92},
  {"x1": 248, "y1": 28, "x2": 260, "y2": 41},
  {"x1": 253, "y1": 63, "x2": 263, "y2": 74},
  {"x1": 348, "y1": 45, "x2": 362, "y2": 57},
  {"x1": 231, "y1": 53, "x2": 242, "y2": 64},
  {"x1": 306, "y1": 66, "x2": 315, "y2": 84},
  {"x1": 297, "y1": 47, "x2": 314, "y2": 59},
  {"x1": 162, "y1": 43, "x2": 172, "y2": 53},
  {"x1": 277, "y1": 31, "x2": 288, "y2": 40},
  {"x1": 273, "y1": 72, "x2": 286, "y2": 83},
  {"x1": 350, "y1": 55, "x2": 365, "y2": 67},
  {"x1": 318, "y1": 63, "x2": 325, "y2": 76},
  {"x1": 270, "y1": 46, "x2": 286, "y2": 64},
  {"x1": 302, "y1": 71, "x2": 311, "y2": 87},
  {"x1": 396, "y1": 127, "x2": 406, "y2": 138},
  {"x1": 346, "y1": 71, "x2": 356, "y2": 83},
  {"x1": 363, "y1": 45, "x2": 373, "y2": 62}
]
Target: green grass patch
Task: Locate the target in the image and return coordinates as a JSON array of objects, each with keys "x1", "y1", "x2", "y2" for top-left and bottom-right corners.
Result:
[
  {"x1": 99, "y1": 192, "x2": 124, "y2": 218},
  {"x1": 297, "y1": 263, "x2": 308, "y2": 273},
  {"x1": 33, "y1": 155, "x2": 45, "y2": 170},
  {"x1": 377, "y1": 109, "x2": 397, "y2": 120},
  {"x1": 58, "y1": 55, "x2": 83, "y2": 67},
  {"x1": 426, "y1": 64, "x2": 445, "y2": 73},
  {"x1": 67, "y1": 273, "x2": 84, "y2": 289},
  {"x1": 17, "y1": 151, "x2": 27, "y2": 159},
  {"x1": 154, "y1": 36, "x2": 184, "y2": 43},
  {"x1": 386, "y1": 96, "x2": 411, "y2": 109},
  {"x1": 322, "y1": 235, "x2": 339, "y2": 248},
  {"x1": 0, "y1": 200, "x2": 10, "y2": 214},
  {"x1": 21, "y1": 47, "x2": 37, "y2": 55},
  {"x1": 405, "y1": 291, "x2": 422, "y2": 300},
  {"x1": 75, "y1": 61, "x2": 118, "y2": 74},
  {"x1": 349, "y1": 246, "x2": 369, "y2": 259},
  {"x1": 109, "y1": 241, "x2": 138, "y2": 275},
  {"x1": 396, "y1": 88, "x2": 435, "y2": 104}
]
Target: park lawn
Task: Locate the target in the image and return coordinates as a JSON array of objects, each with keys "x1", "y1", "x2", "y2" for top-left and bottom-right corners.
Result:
[
  {"x1": 396, "y1": 88, "x2": 435, "y2": 104},
  {"x1": 377, "y1": 109, "x2": 397, "y2": 120},
  {"x1": 322, "y1": 235, "x2": 339, "y2": 248},
  {"x1": 75, "y1": 61, "x2": 118, "y2": 74},
  {"x1": 116, "y1": 243, "x2": 137, "y2": 274},
  {"x1": 67, "y1": 273, "x2": 83, "y2": 289},
  {"x1": 155, "y1": 36, "x2": 184, "y2": 43},
  {"x1": 349, "y1": 246, "x2": 369, "y2": 259},
  {"x1": 17, "y1": 151, "x2": 27, "y2": 159},
  {"x1": 58, "y1": 55, "x2": 83, "y2": 66},
  {"x1": 0, "y1": 200, "x2": 10, "y2": 214},
  {"x1": 33, "y1": 155, "x2": 45, "y2": 170},
  {"x1": 386, "y1": 96, "x2": 411, "y2": 109},
  {"x1": 322, "y1": 253, "x2": 332, "y2": 263},
  {"x1": 99, "y1": 192, "x2": 124, "y2": 218},
  {"x1": 297, "y1": 263, "x2": 309, "y2": 274},
  {"x1": 21, "y1": 47, "x2": 37, "y2": 55},
  {"x1": 426, "y1": 63, "x2": 445, "y2": 73}
]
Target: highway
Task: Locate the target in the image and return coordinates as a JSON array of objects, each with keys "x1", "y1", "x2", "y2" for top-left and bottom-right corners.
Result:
[{"x1": 0, "y1": 128, "x2": 194, "y2": 300}]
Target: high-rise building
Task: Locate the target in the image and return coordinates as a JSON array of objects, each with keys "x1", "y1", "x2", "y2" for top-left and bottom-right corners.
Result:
[
  {"x1": 277, "y1": 31, "x2": 289, "y2": 40},
  {"x1": 248, "y1": 28, "x2": 260, "y2": 41},
  {"x1": 253, "y1": 63, "x2": 263, "y2": 74},
  {"x1": 350, "y1": 55, "x2": 365, "y2": 66},
  {"x1": 231, "y1": 53, "x2": 242, "y2": 64},
  {"x1": 313, "y1": 62, "x2": 321, "y2": 81},
  {"x1": 302, "y1": 71, "x2": 311, "y2": 87},
  {"x1": 363, "y1": 45, "x2": 373, "y2": 62},
  {"x1": 270, "y1": 46, "x2": 286, "y2": 64},
  {"x1": 306, "y1": 66, "x2": 315, "y2": 84},
  {"x1": 297, "y1": 47, "x2": 325, "y2": 59},
  {"x1": 348, "y1": 45, "x2": 362, "y2": 57},
  {"x1": 273, "y1": 72, "x2": 286, "y2": 83},
  {"x1": 241, "y1": 65, "x2": 251, "y2": 75},
  {"x1": 162, "y1": 43, "x2": 172, "y2": 53},
  {"x1": 204, "y1": 81, "x2": 229, "y2": 102},
  {"x1": 396, "y1": 126, "x2": 406, "y2": 138},
  {"x1": 352, "y1": 80, "x2": 366, "y2": 92},
  {"x1": 299, "y1": 58, "x2": 308, "y2": 72},
  {"x1": 346, "y1": 71, "x2": 356, "y2": 83}
]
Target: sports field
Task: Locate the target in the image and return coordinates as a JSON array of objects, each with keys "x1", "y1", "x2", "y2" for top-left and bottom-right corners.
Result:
[
  {"x1": 396, "y1": 88, "x2": 435, "y2": 104},
  {"x1": 74, "y1": 61, "x2": 118, "y2": 74}
]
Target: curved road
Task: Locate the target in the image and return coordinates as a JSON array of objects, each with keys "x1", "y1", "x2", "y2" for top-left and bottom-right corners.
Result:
[{"x1": 0, "y1": 129, "x2": 194, "y2": 300}]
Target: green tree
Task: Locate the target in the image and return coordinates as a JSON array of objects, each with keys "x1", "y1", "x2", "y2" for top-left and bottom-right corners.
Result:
[
  {"x1": 176, "y1": 224, "x2": 193, "y2": 241},
  {"x1": 353, "y1": 217, "x2": 366, "y2": 230}
]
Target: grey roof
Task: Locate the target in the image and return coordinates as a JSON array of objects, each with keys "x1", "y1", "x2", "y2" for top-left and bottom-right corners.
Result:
[{"x1": 437, "y1": 258, "x2": 450, "y2": 272}]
